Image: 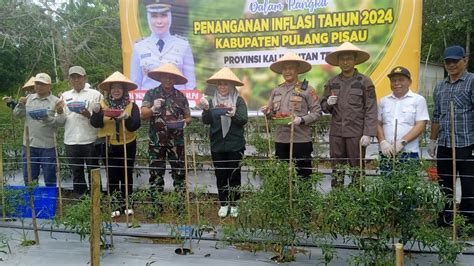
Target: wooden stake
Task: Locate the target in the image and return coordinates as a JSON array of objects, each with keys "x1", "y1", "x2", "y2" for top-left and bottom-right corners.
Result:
[
  {"x1": 450, "y1": 102, "x2": 457, "y2": 241},
  {"x1": 395, "y1": 243, "x2": 404, "y2": 266},
  {"x1": 104, "y1": 136, "x2": 113, "y2": 246},
  {"x1": 90, "y1": 168, "x2": 101, "y2": 266},
  {"x1": 191, "y1": 140, "x2": 200, "y2": 223},
  {"x1": 0, "y1": 143, "x2": 5, "y2": 220},
  {"x1": 183, "y1": 132, "x2": 192, "y2": 251},
  {"x1": 53, "y1": 133, "x2": 63, "y2": 219},
  {"x1": 263, "y1": 114, "x2": 272, "y2": 157},
  {"x1": 393, "y1": 119, "x2": 398, "y2": 172},
  {"x1": 359, "y1": 140, "x2": 363, "y2": 190},
  {"x1": 25, "y1": 126, "x2": 39, "y2": 245},
  {"x1": 121, "y1": 120, "x2": 130, "y2": 228},
  {"x1": 288, "y1": 116, "x2": 294, "y2": 211}
]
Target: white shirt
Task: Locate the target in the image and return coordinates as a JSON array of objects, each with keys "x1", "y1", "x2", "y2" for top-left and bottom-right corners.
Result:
[
  {"x1": 61, "y1": 87, "x2": 103, "y2": 145},
  {"x1": 378, "y1": 90, "x2": 430, "y2": 153}
]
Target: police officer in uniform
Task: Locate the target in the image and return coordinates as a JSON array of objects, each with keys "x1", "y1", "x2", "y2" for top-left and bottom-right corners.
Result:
[
  {"x1": 131, "y1": 0, "x2": 196, "y2": 90},
  {"x1": 262, "y1": 52, "x2": 322, "y2": 179},
  {"x1": 320, "y1": 42, "x2": 378, "y2": 187}
]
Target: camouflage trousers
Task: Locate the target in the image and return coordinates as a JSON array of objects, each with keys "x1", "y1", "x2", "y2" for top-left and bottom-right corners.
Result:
[{"x1": 148, "y1": 144, "x2": 185, "y2": 192}]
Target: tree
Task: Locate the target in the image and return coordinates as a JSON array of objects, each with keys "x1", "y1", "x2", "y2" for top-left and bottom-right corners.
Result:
[
  {"x1": 0, "y1": 0, "x2": 122, "y2": 95},
  {"x1": 422, "y1": 0, "x2": 473, "y2": 70}
]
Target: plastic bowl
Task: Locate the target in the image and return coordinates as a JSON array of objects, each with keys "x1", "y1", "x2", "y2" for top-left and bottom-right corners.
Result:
[
  {"x1": 166, "y1": 120, "x2": 185, "y2": 129},
  {"x1": 28, "y1": 109, "x2": 48, "y2": 120},
  {"x1": 211, "y1": 107, "x2": 232, "y2": 116},
  {"x1": 272, "y1": 117, "x2": 292, "y2": 125},
  {"x1": 103, "y1": 109, "x2": 122, "y2": 118},
  {"x1": 67, "y1": 101, "x2": 86, "y2": 113}
]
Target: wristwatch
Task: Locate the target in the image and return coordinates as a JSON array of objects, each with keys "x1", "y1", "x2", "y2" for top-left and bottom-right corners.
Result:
[{"x1": 401, "y1": 139, "x2": 407, "y2": 146}]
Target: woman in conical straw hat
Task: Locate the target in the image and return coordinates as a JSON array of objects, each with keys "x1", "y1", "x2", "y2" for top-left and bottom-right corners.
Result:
[
  {"x1": 261, "y1": 52, "x2": 322, "y2": 179},
  {"x1": 3, "y1": 77, "x2": 36, "y2": 110},
  {"x1": 200, "y1": 67, "x2": 248, "y2": 218},
  {"x1": 320, "y1": 42, "x2": 378, "y2": 188},
  {"x1": 90, "y1": 71, "x2": 141, "y2": 217},
  {"x1": 140, "y1": 63, "x2": 191, "y2": 211}
]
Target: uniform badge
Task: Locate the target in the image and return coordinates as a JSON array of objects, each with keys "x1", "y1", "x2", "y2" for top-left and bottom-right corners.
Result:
[{"x1": 141, "y1": 53, "x2": 152, "y2": 59}]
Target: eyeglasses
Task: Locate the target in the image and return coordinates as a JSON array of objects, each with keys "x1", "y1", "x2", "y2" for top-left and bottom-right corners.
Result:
[{"x1": 444, "y1": 58, "x2": 461, "y2": 65}]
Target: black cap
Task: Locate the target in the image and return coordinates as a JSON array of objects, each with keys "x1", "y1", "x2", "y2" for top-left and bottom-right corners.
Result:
[
  {"x1": 142, "y1": 0, "x2": 173, "y2": 13},
  {"x1": 443, "y1": 45, "x2": 465, "y2": 60},
  {"x1": 387, "y1": 66, "x2": 411, "y2": 79}
]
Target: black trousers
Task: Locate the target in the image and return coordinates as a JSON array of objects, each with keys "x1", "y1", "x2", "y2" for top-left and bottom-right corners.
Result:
[
  {"x1": 211, "y1": 150, "x2": 243, "y2": 206},
  {"x1": 65, "y1": 143, "x2": 100, "y2": 195},
  {"x1": 437, "y1": 145, "x2": 474, "y2": 224},
  {"x1": 275, "y1": 142, "x2": 313, "y2": 179},
  {"x1": 106, "y1": 140, "x2": 136, "y2": 206}
]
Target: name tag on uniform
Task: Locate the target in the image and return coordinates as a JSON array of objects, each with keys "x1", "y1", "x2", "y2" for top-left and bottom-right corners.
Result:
[{"x1": 141, "y1": 53, "x2": 152, "y2": 59}]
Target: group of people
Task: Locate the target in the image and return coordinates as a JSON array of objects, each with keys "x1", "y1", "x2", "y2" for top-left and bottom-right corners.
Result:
[{"x1": 3, "y1": 41, "x2": 472, "y2": 224}]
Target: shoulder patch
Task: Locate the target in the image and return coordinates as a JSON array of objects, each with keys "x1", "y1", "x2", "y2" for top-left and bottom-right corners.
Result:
[
  {"x1": 174, "y1": 34, "x2": 188, "y2": 41},
  {"x1": 309, "y1": 89, "x2": 319, "y2": 100}
]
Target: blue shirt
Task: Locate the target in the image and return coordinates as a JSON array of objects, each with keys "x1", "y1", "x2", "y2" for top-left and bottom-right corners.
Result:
[
  {"x1": 432, "y1": 71, "x2": 474, "y2": 148},
  {"x1": 130, "y1": 33, "x2": 196, "y2": 90}
]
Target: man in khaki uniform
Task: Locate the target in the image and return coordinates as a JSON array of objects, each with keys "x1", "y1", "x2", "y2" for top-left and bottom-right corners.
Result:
[
  {"x1": 320, "y1": 42, "x2": 378, "y2": 187},
  {"x1": 262, "y1": 52, "x2": 322, "y2": 178}
]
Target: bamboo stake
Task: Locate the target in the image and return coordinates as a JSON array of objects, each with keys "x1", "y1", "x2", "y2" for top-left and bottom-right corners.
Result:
[
  {"x1": 263, "y1": 113, "x2": 272, "y2": 157},
  {"x1": 25, "y1": 126, "x2": 39, "y2": 245},
  {"x1": 121, "y1": 120, "x2": 130, "y2": 228},
  {"x1": 359, "y1": 140, "x2": 363, "y2": 190},
  {"x1": 395, "y1": 243, "x2": 404, "y2": 266},
  {"x1": 393, "y1": 119, "x2": 398, "y2": 172},
  {"x1": 0, "y1": 143, "x2": 5, "y2": 220},
  {"x1": 183, "y1": 131, "x2": 193, "y2": 251},
  {"x1": 450, "y1": 102, "x2": 457, "y2": 241},
  {"x1": 53, "y1": 133, "x2": 63, "y2": 219},
  {"x1": 191, "y1": 140, "x2": 200, "y2": 223},
  {"x1": 288, "y1": 116, "x2": 295, "y2": 211},
  {"x1": 104, "y1": 136, "x2": 113, "y2": 246},
  {"x1": 90, "y1": 168, "x2": 101, "y2": 266}
]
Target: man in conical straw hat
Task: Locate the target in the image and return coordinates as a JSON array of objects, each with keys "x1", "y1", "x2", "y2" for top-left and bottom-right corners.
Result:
[
  {"x1": 199, "y1": 67, "x2": 248, "y2": 218},
  {"x1": 261, "y1": 52, "x2": 322, "y2": 179},
  {"x1": 320, "y1": 42, "x2": 378, "y2": 188},
  {"x1": 3, "y1": 77, "x2": 36, "y2": 109},
  {"x1": 141, "y1": 63, "x2": 191, "y2": 213},
  {"x1": 90, "y1": 71, "x2": 141, "y2": 218}
]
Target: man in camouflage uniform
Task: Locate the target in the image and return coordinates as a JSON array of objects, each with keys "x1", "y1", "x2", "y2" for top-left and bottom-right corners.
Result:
[
  {"x1": 262, "y1": 52, "x2": 322, "y2": 179},
  {"x1": 320, "y1": 42, "x2": 378, "y2": 187},
  {"x1": 141, "y1": 63, "x2": 192, "y2": 196}
]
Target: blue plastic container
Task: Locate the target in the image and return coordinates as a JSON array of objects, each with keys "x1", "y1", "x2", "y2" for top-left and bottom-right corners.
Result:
[
  {"x1": 67, "y1": 101, "x2": 86, "y2": 113},
  {"x1": 4, "y1": 186, "x2": 58, "y2": 219},
  {"x1": 166, "y1": 120, "x2": 185, "y2": 129},
  {"x1": 211, "y1": 107, "x2": 232, "y2": 116},
  {"x1": 28, "y1": 109, "x2": 48, "y2": 120}
]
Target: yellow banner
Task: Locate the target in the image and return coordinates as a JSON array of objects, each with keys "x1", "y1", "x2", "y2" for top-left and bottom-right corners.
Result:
[{"x1": 120, "y1": 0, "x2": 422, "y2": 109}]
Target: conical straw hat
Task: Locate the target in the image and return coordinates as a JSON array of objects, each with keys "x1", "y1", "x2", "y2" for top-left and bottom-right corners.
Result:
[
  {"x1": 22, "y1": 77, "x2": 36, "y2": 92},
  {"x1": 148, "y1": 63, "x2": 188, "y2": 85},
  {"x1": 325, "y1": 42, "x2": 370, "y2": 66},
  {"x1": 270, "y1": 52, "x2": 312, "y2": 74},
  {"x1": 206, "y1": 67, "x2": 244, "y2": 86},
  {"x1": 98, "y1": 71, "x2": 137, "y2": 91}
]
